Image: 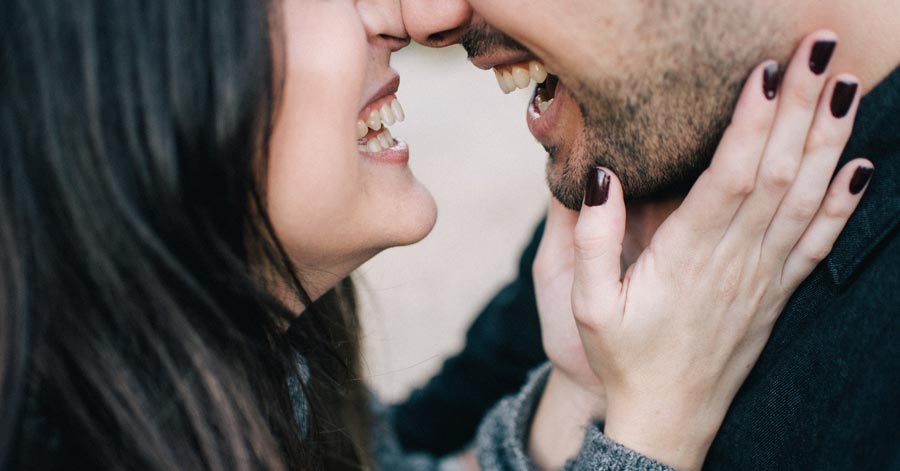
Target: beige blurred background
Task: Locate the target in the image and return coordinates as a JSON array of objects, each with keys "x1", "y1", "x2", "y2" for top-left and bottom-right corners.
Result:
[{"x1": 357, "y1": 44, "x2": 549, "y2": 402}]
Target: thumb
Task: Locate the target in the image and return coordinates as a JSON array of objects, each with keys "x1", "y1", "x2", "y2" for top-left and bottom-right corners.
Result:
[
  {"x1": 572, "y1": 168, "x2": 626, "y2": 316},
  {"x1": 538, "y1": 195, "x2": 580, "y2": 259}
]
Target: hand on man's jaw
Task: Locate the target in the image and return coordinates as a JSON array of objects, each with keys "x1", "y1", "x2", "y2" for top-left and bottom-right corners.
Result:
[
  {"x1": 394, "y1": 0, "x2": 900, "y2": 466},
  {"x1": 403, "y1": 0, "x2": 900, "y2": 267}
]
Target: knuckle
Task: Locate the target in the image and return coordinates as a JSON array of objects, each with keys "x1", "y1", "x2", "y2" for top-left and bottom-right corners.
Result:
[
  {"x1": 726, "y1": 172, "x2": 756, "y2": 197},
  {"x1": 571, "y1": 306, "x2": 592, "y2": 327},
  {"x1": 762, "y1": 160, "x2": 799, "y2": 190},
  {"x1": 804, "y1": 243, "x2": 833, "y2": 265},
  {"x1": 728, "y1": 110, "x2": 772, "y2": 141},
  {"x1": 821, "y1": 198, "x2": 852, "y2": 220},
  {"x1": 573, "y1": 317, "x2": 600, "y2": 337},
  {"x1": 746, "y1": 109, "x2": 775, "y2": 135},
  {"x1": 711, "y1": 167, "x2": 755, "y2": 197},
  {"x1": 805, "y1": 134, "x2": 829, "y2": 156},
  {"x1": 784, "y1": 80, "x2": 820, "y2": 109},
  {"x1": 787, "y1": 195, "x2": 822, "y2": 223},
  {"x1": 573, "y1": 227, "x2": 608, "y2": 257},
  {"x1": 805, "y1": 127, "x2": 838, "y2": 154},
  {"x1": 571, "y1": 299, "x2": 598, "y2": 329},
  {"x1": 571, "y1": 288, "x2": 613, "y2": 332}
]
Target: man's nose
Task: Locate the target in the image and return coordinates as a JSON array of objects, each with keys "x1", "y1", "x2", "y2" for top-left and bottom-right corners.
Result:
[{"x1": 401, "y1": 0, "x2": 473, "y2": 48}]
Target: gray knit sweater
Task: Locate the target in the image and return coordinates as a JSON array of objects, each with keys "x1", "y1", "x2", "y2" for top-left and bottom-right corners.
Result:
[{"x1": 291, "y1": 360, "x2": 674, "y2": 470}]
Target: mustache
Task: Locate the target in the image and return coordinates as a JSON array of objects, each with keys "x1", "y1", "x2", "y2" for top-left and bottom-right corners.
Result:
[{"x1": 460, "y1": 22, "x2": 530, "y2": 58}]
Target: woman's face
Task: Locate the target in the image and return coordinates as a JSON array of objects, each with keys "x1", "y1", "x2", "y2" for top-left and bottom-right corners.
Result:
[{"x1": 267, "y1": 0, "x2": 436, "y2": 301}]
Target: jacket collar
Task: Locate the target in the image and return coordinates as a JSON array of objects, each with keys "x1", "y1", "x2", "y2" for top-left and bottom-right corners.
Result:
[{"x1": 826, "y1": 66, "x2": 900, "y2": 287}]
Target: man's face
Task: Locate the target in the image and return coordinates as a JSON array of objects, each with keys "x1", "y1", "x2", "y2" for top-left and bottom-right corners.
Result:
[{"x1": 404, "y1": 0, "x2": 792, "y2": 208}]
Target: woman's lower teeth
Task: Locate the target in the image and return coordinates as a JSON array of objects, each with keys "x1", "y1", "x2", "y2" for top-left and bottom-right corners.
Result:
[{"x1": 358, "y1": 128, "x2": 395, "y2": 153}]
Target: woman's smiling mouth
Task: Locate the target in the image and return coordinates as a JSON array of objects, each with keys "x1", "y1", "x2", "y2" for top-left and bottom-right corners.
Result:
[{"x1": 355, "y1": 94, "x2": 406, "y2": 153}]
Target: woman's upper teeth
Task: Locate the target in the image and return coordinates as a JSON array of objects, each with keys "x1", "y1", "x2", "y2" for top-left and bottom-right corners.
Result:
[
  {"x1": 356, "y1": 120, "x2": 369, "y2": 139},
  {"x1": 493, "y1": 60, "x2": 548, "y2": 94},
  {"x1": 356, "y1": 98, "x2": 405, "y2": 140}
]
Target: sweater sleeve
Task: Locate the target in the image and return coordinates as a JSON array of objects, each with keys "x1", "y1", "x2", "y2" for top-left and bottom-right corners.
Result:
[
  {"x1": 475, "y1": 363, "x2": 675, "y2": 471},
  {"x1": 299, "y1": 353, "x2": 668, "y2": 470},
  {"x1": 391, "y1": 220, "x2": 548, "y2": 457}
]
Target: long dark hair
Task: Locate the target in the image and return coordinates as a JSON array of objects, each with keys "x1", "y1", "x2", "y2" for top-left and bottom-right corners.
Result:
[{"x1": 1, "y1": 0, "x2": 370, "y2": 469}]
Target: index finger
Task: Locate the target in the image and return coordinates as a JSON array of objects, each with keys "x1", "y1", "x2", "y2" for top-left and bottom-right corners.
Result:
[{"x1": 673, "y1": 59, "x2": 781, "y2": 241}]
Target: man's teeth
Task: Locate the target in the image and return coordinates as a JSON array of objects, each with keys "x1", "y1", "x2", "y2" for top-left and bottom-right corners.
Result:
[
  {"x1": 493, "y1": 60, "x2": 548, "y2": 94},
  {"x1": 356, "y1": 98, "x2": 405, "y2": 140},
  {"x1": 493, "y1": 69, "x2": 513, "y2": 94},
  {"x1": 530, "y1": 61, "x2": 548, "y2": 84},
  {"x1": 534, "y1": 90, "x2": 555, "y2": 115},
  {"x1": 512, "y1": 66, "x2": 530, "y2": 89},
  {"x1": 537, "y1": 98, "x2": 554, "y2": 114}
]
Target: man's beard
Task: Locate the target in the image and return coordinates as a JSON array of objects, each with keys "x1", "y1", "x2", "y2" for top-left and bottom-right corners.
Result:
[
  {"x1": 547, "y1": 66, "x2": 744, "y2": 209},
  {"x1": 550, "y1": 2, "x2": 790, "y2": 209},
  {"x1": 462, "y1": 4, "x2": 787, "y2": 210},
  {"x1": 461, "y1": 21, "x2": 530, "y2": 58}
]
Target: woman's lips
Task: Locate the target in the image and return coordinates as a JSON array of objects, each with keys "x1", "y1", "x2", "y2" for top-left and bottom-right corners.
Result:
[
  {"x1": 358, "y1": 137, "x2": 410, "y2": 165},
  {"x1": 356, "y1": 94, "x2": 405, "y2": 139},
  {"x1": 354, "y1": 74, "x2": 410, "y2": 164},
  {"x1": 355, "y1": 92, "x2": 407, "y2": 163}
]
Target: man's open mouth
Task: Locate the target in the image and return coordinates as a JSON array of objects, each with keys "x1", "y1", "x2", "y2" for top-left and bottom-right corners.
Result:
[
  {"x1": 532, "y1": 73, "x2": 559, "y2": 115},
  {"x1": 491, "y1": 60, "x2": 559, "y2": 112},
  {"x1": 486, "y1": 56, "x2": 565, "y2": 143}
]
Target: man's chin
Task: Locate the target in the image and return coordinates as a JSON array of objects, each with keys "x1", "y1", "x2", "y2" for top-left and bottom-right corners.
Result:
[
  {"x1": 544, "y1": 146, "x2": 591, "y2": 211},
  {"x1": 547, "y1": 175, "x2": 586, "y2": 211},
  {"x1": 545, "y1": 147, "x2": 704, "y2": 210}
]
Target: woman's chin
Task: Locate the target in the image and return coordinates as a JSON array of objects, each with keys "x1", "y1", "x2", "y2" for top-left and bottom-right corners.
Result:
[{"x1": 389, "y1": 183, "x2": 438, "y2": 248}]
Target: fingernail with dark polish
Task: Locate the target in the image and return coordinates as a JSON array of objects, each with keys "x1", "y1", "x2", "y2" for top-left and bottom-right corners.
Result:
[
  {"x1": 830, "y1": 80, "x2": 858, "y2": 118},
  {"x1": 585, "y1": 168, "x2": 611, "y2": 207},
  {"x1": 763, "y1": 62, "x2": 781, "y2": 100},
  {"x1": 809, "y1": 40, "x2": 837, "y2": 75},
  {"x1": 849, "y1": 166, "x2": 873, "y2": 195}
]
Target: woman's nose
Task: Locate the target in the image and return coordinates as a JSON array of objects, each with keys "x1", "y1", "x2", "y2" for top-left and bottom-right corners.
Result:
[{"x1": 360, "y1": 0, "x2": 411, "y2": 52}]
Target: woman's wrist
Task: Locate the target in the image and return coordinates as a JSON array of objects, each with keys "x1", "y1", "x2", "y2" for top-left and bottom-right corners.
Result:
[
  {"x1": 603, "y1": 393, "x2": 720, "y2": 471},
  {"x1": 528, "y1": 368, "x2": 606, "y2": 471}
]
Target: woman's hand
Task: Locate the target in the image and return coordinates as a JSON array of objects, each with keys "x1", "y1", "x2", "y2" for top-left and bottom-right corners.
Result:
[
  {"x1": 531, "y1": 31, "x2": 872, "y2": 470},
  {"x1": 533, "y1": 196, "x2": 609, "y2": 402},
  {"x1": 527, "y1": 159, "x2": 610, "y2": 471}
]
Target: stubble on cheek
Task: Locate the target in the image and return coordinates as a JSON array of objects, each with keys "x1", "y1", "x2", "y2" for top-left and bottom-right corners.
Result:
[{"x1": 545, "y1": 1, "x2": 785, "y2": 208}]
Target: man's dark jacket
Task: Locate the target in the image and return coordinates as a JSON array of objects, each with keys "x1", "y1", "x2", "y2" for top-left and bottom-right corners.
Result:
[{"x1": 392, "y1": 67, "x2": 900, "y2": 470}]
